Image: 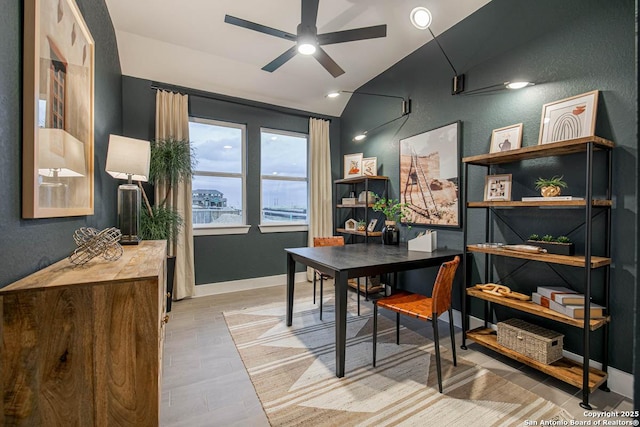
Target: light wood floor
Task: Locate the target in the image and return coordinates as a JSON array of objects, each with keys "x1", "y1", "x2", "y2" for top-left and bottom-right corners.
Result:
[{"x1": 161, "y1": 282, "x2": 632, "y2": 426}]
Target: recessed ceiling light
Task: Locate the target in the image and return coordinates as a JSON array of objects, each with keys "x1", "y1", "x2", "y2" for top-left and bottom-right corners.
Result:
[{"x1": 410, "y1": 7, "x2": 432, "y2": 30}]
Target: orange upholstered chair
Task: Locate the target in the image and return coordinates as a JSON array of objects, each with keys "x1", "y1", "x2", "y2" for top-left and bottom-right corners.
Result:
[
  {"x1": 313, "y1": 236, "x2": 345, "y2": 320},
  {"x1": 372, "y1": 255, "x2": 460, "y2": 393}
]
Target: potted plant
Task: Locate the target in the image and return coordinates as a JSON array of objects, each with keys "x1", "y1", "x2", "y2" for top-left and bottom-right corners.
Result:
[
  {"x1": 372, "y1": 198, "x2": 410, "y2": 245},
  {"x1": 534, "y1": 175, "x2": 568, "y2": 197},
  {"x1": 526, "y1": 233, "x2": 575, "y2": 256},
  {"x1": 357, "y1": 219, "x2": 366, "y2": 231},
  {"x1": 140, "y1": 137, "x2": 195, "y2": 311}
]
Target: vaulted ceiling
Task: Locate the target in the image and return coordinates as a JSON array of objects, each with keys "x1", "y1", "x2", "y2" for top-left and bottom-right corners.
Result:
[{"x1": 105, "y1": 0, "x2": 490, "y2": 116}]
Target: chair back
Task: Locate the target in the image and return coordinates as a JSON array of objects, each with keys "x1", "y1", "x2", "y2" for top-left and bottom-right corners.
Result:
[
  {"x1": 313, "y1": 236, "x2": 345, "y2": 248},
  {"x1": 431, "y1": 256, "x2": 460, "y2": 316}
]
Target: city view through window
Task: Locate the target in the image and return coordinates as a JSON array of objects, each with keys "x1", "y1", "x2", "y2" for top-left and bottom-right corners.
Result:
[
  {"x1": 190, "y1": 119, "x2": 245, "y2": 226},
  {"x1": 260, "y1": 129, "x2": 308, "y2": 224},
  {"x1": 189, "y1": 120, "x2": 308, "y2": 227}
]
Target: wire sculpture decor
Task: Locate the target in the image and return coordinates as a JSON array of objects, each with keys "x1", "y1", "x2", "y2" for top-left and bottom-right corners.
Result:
[{"x1": 69, "y1": 227, "x2": 123, "y2": 265}]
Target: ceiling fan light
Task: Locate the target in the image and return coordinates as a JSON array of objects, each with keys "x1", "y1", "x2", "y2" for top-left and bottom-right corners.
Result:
[
  {"x1": 505, "y1": 81, "x2": 532, "y2": 89},
  {"x1": 297, "y1": 42, "x2": 316, "y2": 55},
  {"x1": 410, "y1": 7, "x2": 432, "y2": 30}
]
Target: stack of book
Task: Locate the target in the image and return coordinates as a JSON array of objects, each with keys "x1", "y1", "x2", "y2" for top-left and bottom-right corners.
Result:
[{"x1": 532, "y1": 286, "x2": 605, "y2": 319}]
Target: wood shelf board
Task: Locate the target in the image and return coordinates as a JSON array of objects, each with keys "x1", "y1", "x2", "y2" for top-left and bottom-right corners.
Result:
[
  {"x1": 462, "y1": 137, "x2": 614, "y2": 166},
  {"x1": 336, "y1": 203, "x2": 374, "y2": 208},
  {"x1": 347, "y1": 279, "x2": 385, "y2": 294},
  {"x1": 467, "y1": 245, "x2": 611, "y2": 268},
  {"x1": 335, "y1": 175, "x2": 389, "y2": 184},
  {"x1": 336, "y1": 228, "x2": 382, "y2": 237},
  {"x1": 467, "y1": 200, "x2": 612, "y2": 208},
  {"x1": 466, "y1": 328, "x2": 607, "y2": 392},
  {"x1": 466, "y1": 287, "x2": 609, "y2": 330}
]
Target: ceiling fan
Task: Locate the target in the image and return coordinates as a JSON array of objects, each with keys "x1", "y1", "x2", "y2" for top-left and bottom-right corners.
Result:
[{"x1": 224, "y1": 0, "x2": 387, "y2": 77}]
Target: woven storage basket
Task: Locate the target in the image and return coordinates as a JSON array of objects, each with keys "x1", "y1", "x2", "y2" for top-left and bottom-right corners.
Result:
[{"x1": 497, "y1": 318, "x2": 564, "y2": 364}]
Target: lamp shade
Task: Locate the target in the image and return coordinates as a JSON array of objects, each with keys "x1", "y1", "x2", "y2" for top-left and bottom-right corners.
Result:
[
  {"x1": 38, "y1": 128, "x2": 87, "y2": 177},
  {"x1": 106, "y1": 135, "x2": 151, "y2": 182}
]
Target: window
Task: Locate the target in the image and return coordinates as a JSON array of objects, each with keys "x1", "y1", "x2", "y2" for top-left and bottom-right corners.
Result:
[
  {"x1": 260, "y1": 129, "x2": 308, "y2": 227},
  {"x1": 189, "y1": 118, "x2": 247, "y2": 234}
]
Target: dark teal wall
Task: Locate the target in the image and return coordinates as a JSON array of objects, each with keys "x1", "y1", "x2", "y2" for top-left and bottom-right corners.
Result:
[
  {"x1": 341, "y1": 0, "x2": 637, "y2": 375},
  {"x1": 0, "y1": 0, "x2": 122, "y2": 288},
  {"x1": 121, "y1": 76, "x2": 342, "y2": 284}
]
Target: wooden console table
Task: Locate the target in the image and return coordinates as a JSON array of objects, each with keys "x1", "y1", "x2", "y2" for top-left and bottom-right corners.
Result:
[{"x1": 0, "y1": 240, "x2": 167, "y2": 426}]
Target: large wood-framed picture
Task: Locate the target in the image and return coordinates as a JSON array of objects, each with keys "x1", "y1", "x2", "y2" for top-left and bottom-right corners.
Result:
[
  {"x1": 22, "y1": 0, "x2": 95, "y2": 218},
  {"x1": 400, "y1": 121, "x2": 461, "y2": 227}
]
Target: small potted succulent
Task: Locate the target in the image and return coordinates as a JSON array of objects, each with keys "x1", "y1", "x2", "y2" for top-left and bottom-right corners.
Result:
[
  {"x1": 372, "y1": 198, "x2": 410, "y2": 245},
  {"x1": 527, "y1": 233, "x2": 575, "y2": 256},
  {"x1": 357, "y1": 219, "x2": 366, "y2": 231},
  {"x1": 534, "y1": 175, "x2": 568, "y2": 197}
]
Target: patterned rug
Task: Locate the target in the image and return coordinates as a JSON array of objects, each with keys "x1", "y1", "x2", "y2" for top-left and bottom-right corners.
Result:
[{"x1": 224, "y1": 296, "x2": 572, "y2": 426}]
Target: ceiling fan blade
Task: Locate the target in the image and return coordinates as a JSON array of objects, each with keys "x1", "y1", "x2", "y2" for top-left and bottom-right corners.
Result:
[
  {"x1": 318, "y1": 24, "x2": 387, "y2": 45},
  {"x1": 301, "y1": 0, "x2": 319, "y2": 28},
  {"x1": 224, "y1": 15, "x2": 296, "y2": 41},
  {"x1": 314, "y1": 47, "x2": 345, "y2": 78},
  {"x1": 262, "y1": 46, "x2": 299, "y2": 72}
]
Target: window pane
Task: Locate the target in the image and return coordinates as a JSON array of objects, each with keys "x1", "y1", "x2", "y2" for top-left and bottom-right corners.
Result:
[
  {"x1": 192, "y1": 175, "x2": 243, "y2": 226},
  {"x1": 261, "y1": 131, "x2": 307, "y2": 177},
  {"x1": 190, "y1": 121, "x2": 242, "y2": 174},
  {"x1": 261, "y1": 179, "x2": 307, "y2": 223}
]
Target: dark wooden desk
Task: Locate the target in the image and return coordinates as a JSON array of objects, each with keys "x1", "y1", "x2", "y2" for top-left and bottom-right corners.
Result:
[{"x1": 285, "y1": 243, "x2": 461, "y2": 378}]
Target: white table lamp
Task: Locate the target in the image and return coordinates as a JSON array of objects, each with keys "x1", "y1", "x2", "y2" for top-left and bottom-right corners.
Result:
[{"x1": 106, "y1": 135, "x2": 151, "y2": 244}]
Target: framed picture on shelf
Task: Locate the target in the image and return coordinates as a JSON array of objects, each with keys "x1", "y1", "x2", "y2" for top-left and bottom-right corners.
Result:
[
  {"x1": 23, "y1": 0, "x2": 95, "y2": 218},
  {"x1": 343, "y1": 153, "x2": 363, "y2": 178},
  {"x1": 362, "y1": 157, "x2": 377, "y2": 176},
  {"x1": 400, "y1": 121, "x2": 461, "y2": 227},
  {"x1": 367, "y1": 218, "x2": 378, "y2": 232},
  {"x1": 490, "y1": 123, "x2": 523, "y2": 153},
  {"x1": 538, "y1": 90, "x2": 598, "y2": 145},
  {"x1": 484, "y1": 174, "x2": 512, "y2": 201}
]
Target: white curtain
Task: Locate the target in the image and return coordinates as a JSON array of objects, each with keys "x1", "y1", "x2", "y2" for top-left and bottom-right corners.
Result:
[
  {"x1": 155, "y1": 90, "x2": 196, "y2": 299},
  {"x1": 307, "y1": 118, "x2": 333, "y2": 281}
]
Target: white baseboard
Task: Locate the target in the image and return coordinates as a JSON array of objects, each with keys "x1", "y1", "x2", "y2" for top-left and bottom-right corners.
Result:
[
  {"x1": 195, "y1": 272, "x2": 308, "y2": 297},
  {"x1": 448, "y1": 310, "x2": 633, "y2": 399}
]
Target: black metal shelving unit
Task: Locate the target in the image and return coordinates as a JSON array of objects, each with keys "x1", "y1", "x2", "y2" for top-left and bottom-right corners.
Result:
[
  {"x1": 334, "y1": 175, "x2": 388, "y2": 243},
  {"x1": 334, "y1": 175, "x2": 389, "y2": 299},
  {"x1": 460, "y1": 137, "x2": 613, "y2": 409}
]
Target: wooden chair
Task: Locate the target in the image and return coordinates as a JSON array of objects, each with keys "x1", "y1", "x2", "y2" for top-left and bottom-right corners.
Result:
[
  {"x1": 372, "y1": 256, "x2": 460, "y2": 393},
  {"x1": 312, "y1": 236, "x2": 345, "y2": 320}
]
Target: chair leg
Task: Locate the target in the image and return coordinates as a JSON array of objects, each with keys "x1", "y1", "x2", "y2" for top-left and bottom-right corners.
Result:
[
  {"x1": 319, "y1": 276, "x2": 324, "y2": 320},
  {"x1": 365, "y1": 277, "x2": 369, "y2": 301},
  {"x1": 396, "y1": 312, "x2": 400, "y2": 345},
  {"x1": 372, "y1": 303, "x2": 378, "y2": 367},
  {"x1": 313, "y1": 272, "x2": 317, "y2": 304},
  {"x1": 448, "y1": 308, "x2": 457, "y2": 367},
  {"x1": 432, "y1": 315, "x2": 443, "y2": 393}
]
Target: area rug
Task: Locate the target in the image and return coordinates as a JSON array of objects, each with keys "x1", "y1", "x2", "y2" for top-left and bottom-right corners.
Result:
[{"x1": 224, "y1": 296, "x2": 572, "y2": 426}]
